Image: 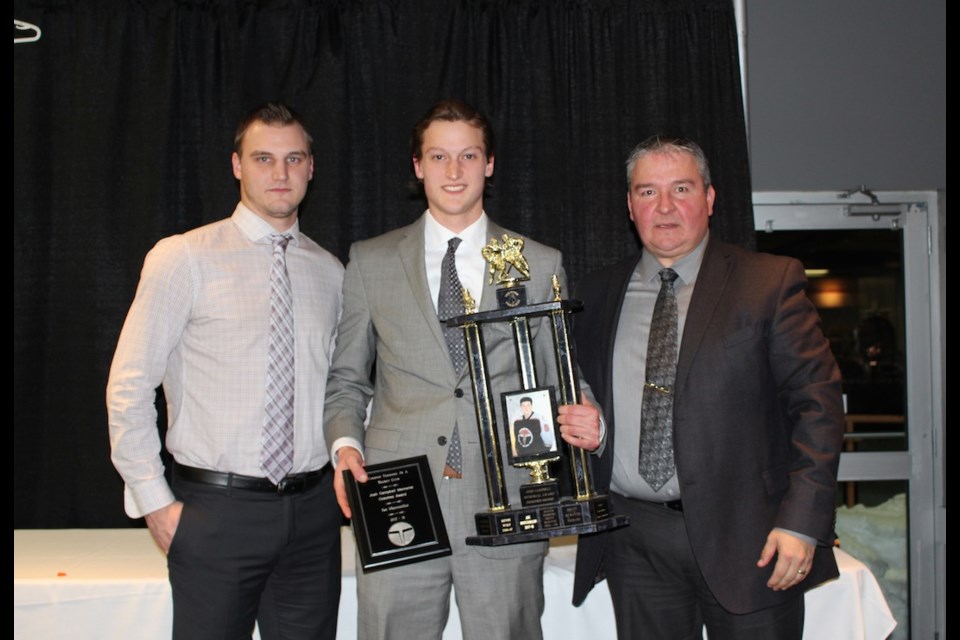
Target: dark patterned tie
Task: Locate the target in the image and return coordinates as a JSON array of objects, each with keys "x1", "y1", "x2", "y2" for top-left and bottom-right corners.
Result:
[
  {"x1": 261, "y1": 234, "x2": 295, "y2": 484},
  {"x1": 638, "y1": 268, "x2": 679, "y2": 490},
  {"x1": 438, "y1": 237, "x2": 466, "y2": 474}
]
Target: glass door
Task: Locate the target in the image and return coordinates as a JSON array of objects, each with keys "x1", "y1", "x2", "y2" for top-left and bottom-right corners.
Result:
[{"x1": 752, "y1": 191, "x2": 942, "y2": 640}]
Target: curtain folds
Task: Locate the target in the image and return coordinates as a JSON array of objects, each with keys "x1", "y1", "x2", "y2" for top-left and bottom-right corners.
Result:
[{"x1": 14, "y1": 0, "x2": 751, "y2": 527}]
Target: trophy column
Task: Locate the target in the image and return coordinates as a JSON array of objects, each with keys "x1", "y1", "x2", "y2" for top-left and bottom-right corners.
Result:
[{"x1": 461, "y1": 311, "x2": 510, "y2": 513}]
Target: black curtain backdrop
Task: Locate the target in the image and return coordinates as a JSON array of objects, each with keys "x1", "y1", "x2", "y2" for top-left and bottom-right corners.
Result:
[{"x1": 14, "y1": 0, "x2": 752, "y2": 528}]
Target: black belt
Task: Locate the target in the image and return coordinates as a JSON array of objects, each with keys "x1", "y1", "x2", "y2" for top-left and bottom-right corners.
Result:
[
  {"x1": 616, "y1": 493, "x2": 684, "y2": 512},
  {"x1": 655, "y1": 499, "x2": 683, "y2": 512},
  {"x1": 174, "y1": 462, "x2": 330, "y2": 496}
]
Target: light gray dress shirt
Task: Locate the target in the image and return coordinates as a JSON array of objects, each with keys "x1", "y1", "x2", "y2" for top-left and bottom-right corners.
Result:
[
  {"x1": 609, "y1": 235, "x2": 707, "y2": 501},
  {"x1": 107, "y1": 203, "x2": 344, "y2": 518}
]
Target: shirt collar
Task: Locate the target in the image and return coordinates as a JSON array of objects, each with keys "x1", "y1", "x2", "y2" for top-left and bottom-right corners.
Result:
[
  {"x1": 640, "y1": 231, "x2": 709, "y2": 285},
  {"x1": 232, "y1": 202, "x2": 301, "y2": 246},
  {"x1": 423, "y1": 210, "x2": 488, "y2": 248}
]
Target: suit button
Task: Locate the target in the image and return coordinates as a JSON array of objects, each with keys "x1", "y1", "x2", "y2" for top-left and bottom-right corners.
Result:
[
  {"x1": 454, "y1": 388, "x2": 464, "y2": 398},
  {"x1": 437, "y1": 436, "x2": 448, "y2": 446}
]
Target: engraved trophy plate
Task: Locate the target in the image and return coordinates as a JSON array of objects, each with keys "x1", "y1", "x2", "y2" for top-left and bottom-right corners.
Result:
[{"x1": 447, "y1": 235, "x2": 628, "y2": 545}]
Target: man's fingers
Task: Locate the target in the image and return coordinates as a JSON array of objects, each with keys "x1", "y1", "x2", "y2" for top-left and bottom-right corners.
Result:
[
  {"x1": 333, "y1": 474, "x2": 353, "y2": 519},
  {"x1": 760, "y1": 530, "x2": 813, "y2": 590},
  {"x1": 144, "y1": 501, "x2": 183, "y2": 554},
  {"x1": 558, "y1": 402, "x2": 601, "y2": 451},
  {"x1": 334, "y1": 448, "x2": 366, "y2": 519}
]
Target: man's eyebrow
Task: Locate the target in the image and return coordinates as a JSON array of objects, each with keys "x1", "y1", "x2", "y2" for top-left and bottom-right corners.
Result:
[
  {"x1": 246, "y1": 149, "x2": 310, "y2": 157},
  {"x1": 632, "y1": 178, "x2": 696, "y2": 189},
  {"x1": 423, "y1": 145, "x2": 484, "y2": 154}
]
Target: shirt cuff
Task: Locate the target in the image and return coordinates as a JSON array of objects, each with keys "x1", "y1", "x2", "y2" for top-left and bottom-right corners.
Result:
[
  {"x1": 330, "y1": 437, "x2": 365, "y2": 466},
  {"x1": 592, "y1": 413, "x2": 608, "y2": 456},
  {"x1": 124, "y1": 477, "x2": 176, "y2": 519},
  {"x1": 773, "y1": 527, "x2": 817, "y2": 547}
]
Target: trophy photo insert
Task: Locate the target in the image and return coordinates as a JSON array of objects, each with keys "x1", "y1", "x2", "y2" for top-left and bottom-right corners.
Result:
[{"x1": 502, "y1": 387, "x2": 560, "y2": 465}]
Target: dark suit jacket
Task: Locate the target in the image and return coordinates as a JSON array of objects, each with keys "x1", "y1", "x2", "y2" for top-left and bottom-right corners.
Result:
[{"x1": 572, "y1": 238, "x2": 844, "y2": 614}]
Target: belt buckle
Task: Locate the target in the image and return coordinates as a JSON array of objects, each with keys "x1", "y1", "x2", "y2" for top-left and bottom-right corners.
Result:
[
  {"x1": 275, "y1": 476, "x2": 306, "y2": 495},
  {"x1": 664, "y1": 500, "x2": 682, "y2": 512}
]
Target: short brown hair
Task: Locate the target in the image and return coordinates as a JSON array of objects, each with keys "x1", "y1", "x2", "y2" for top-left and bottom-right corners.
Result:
[
  {"x1": 411, "y1": 98, "x2": 495, "y2": 161},
  {"x1": 234, "y1": 102, "x2": 313, "y2": 154}
]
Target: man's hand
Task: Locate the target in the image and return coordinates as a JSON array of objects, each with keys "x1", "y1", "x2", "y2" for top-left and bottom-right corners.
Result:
[
  {"x1": 757, "y1": 529, "x2": 814, "y2": 591},
  {"x1": 334, "y1": 447, "x2": 366, "y2": 519},
  {"x1": 557, "y1": 395, "x2": 601, "y2": 452},
  {"x1": 144, "y1": 501, "x2": 184, "y2": 554}
]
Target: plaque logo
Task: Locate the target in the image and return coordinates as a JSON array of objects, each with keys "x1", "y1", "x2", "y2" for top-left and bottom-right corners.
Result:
[{"x1": 387, "y1": 521, "x2": 416, "y2": 547}]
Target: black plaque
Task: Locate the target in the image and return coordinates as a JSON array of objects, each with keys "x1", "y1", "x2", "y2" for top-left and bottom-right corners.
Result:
[{"x1": 344, "y1": 456, "x2": 451, "y2": 572}]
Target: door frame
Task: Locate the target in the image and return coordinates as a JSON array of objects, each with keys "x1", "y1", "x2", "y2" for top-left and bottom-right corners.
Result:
[{"x1": 752, "y1": 190, "x2": 944, "y2": 640}]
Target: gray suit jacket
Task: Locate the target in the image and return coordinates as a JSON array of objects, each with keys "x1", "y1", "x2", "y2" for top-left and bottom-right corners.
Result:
[
  {"x1": 324, "y1": 215, "x2": 568, "y2": 558},
  {"x1": 572, "y1": 238, "x2": 843, "y2": 613}
]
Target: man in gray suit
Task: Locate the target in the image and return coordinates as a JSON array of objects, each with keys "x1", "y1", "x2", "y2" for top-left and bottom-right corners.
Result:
[
  {"x1": 324, "y1": 99, "x2": 601, "y2": 640},
  {"x1": 571, "y1": 136, "x2": 843, "y2": 639}
]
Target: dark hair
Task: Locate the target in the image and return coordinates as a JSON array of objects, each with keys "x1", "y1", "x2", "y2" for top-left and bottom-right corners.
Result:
[
  {"x1": 520, "y1": 397, "x2": 533, "y2": 404},
  {"x1": 625, "y1": 135, "x2": 711, "y2": 190},
  {"x1": 234, "y1": 102, "x2": 313, "y2": 154},
  {"x1": 411, "y1": 98, "x2": 495, "y2": 161}
]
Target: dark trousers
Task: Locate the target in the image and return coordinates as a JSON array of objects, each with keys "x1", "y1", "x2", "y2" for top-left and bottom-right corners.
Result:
[
  {"x1": 606, "y1": 493, "x2": 804, "y2": 640},
  {"x1": 168, "y1": 469, "x2": 341, "y2": 640}
]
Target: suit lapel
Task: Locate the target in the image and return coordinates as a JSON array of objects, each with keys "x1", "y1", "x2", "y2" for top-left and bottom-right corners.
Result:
[
  {"x1": 398, "y1": 218, "x2": 452, "y2": 365},
  {"x1": 675, "y1": 238, "x2": 733, "y2": 389},
  {"x1": 601, "y1": 256, "x2": 642, "y2": 414}
]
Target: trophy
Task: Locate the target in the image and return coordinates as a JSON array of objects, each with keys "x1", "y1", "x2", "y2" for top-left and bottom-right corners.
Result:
[{"x1": 447, "y1": 234, "x2": 628, "y2": 545}]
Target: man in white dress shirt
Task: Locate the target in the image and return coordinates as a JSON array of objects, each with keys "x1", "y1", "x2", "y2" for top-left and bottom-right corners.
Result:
[{"x1": 107, "y1": 103, "x2": 344, "y2": 640}]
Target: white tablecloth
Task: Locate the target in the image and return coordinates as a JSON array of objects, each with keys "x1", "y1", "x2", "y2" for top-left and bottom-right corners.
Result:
[{"x1": 14, "y1": 528, "x2": 896, "y2": 639}]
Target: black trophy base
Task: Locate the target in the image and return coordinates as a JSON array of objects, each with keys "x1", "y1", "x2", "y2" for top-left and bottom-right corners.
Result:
[{"x1": 466, "y1": 494, "x2": 629, "y2": 546}]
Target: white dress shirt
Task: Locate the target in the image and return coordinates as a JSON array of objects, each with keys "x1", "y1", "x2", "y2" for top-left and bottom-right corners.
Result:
[
  {"x1": 422, "y1": 209, "x2": 489, "y2": 310},
  {"x1": 107, "y1": 203, "x2": 344, "y2": 518}
]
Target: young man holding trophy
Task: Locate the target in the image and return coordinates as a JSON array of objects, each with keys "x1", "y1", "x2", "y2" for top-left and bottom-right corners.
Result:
[{"x1": 324, "y1": 98, "x2": 601, "y2": 639}]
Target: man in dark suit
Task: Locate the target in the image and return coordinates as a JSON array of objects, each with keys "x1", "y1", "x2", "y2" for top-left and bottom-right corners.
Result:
[
  {"x1": 324, "y1": 99, "x2": 601, "y2": 640},
  {"x1": 571, "y1": 136, "x2": 844, "y2": 639}
]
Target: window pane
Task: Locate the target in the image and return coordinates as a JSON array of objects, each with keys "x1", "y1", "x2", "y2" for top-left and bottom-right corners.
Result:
[{"x1": 756, "y1": 230, "x2": 907, "y2": 451}]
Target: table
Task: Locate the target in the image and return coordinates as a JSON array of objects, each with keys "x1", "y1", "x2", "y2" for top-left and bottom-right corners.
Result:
[{"x1": 14, "y1": 528, "x2": 896, "y2": 639}]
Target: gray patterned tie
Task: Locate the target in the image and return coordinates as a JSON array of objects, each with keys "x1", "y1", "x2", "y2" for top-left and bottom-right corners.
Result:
[
  {"x1": 261, "y1": 234, "x2": 295, "y2": 484},
  {"x1": 638, "y1": 268, "x2": 679, "y2": 490},
  {"x1": 438, "y1": 237, "x2": 466, "y2": 474}
]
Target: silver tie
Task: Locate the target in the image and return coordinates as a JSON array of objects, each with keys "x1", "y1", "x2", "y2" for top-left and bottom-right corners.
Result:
[
  {"x1": 261, "y1": 234, "x2": 295, "y2": 484},
  {"x1": 438, "y1": 237, "x2": 466, "y2": 474},
  {"x1": 638, "y1": 268, "x2": 679, "y2": 490}
]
